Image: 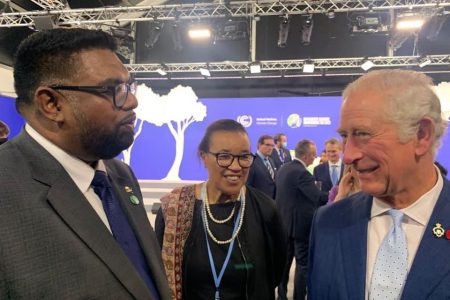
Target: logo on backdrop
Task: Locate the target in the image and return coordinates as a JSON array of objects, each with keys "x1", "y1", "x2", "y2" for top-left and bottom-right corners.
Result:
[
  {"x1": 287, "y1": 113, "x2": 302, "y2": 128},
  {"x1": 237, "y1": 115, "x2": 253, "y2": 127}
]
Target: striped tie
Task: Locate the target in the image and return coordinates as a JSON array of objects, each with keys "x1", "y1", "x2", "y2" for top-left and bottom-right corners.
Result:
[{"x1": 264, "y1": 158, "x2": 275, "y2": 179}]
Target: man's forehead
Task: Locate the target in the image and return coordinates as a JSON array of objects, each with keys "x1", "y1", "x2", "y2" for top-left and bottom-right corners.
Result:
[{"x1": 76, "y1": 49, "x2": 129, "y2": 81}]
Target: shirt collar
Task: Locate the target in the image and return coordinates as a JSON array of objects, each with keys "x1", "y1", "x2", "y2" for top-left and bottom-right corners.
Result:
[
  {"x1": 329, "y1": 159, "x2": 342, "y2": 167},
  {"x1": 256, "y1": 150, "x2": 268, "y2": 160},
  {"x1": 294, "y1": 157, "x2": 307, "y2": 168},
  {"x1": 25, "y1": 124, "x2": 106, "y2": 194},
  {"x1": 371, "y1": 166, "x2": 443, "y2": 226}
]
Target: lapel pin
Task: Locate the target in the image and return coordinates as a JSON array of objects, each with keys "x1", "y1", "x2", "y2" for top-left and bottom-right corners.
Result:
[
  {"x1": 124, "y1": 186, "x2": 133, "y2": 193},
  {"x1": 432, "y1": 223, "x2": 445, "y2": 238},
  {"x1": 129, "y1": 195, "x2": 140, "y2": 205}
]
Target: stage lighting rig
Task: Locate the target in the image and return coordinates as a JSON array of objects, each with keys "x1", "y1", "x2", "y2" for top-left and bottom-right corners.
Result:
[
  {"x1": 350, "y1": 12, "x2": 389, "y2": 34},
  {"x1": 301, "y1": 14, "x2": 313, "y2": 46},
  {"x1": 278, "y1": 14, "x2": 290, "y2": 48}
]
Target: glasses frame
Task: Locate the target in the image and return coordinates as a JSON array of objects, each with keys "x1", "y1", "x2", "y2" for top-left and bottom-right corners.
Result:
[
  {"x1": 208, "y1": 151, "x2": 256, "y2": 168},
  {"x1": 49, "y1": 81, "x2": 136, "y2": 109}
]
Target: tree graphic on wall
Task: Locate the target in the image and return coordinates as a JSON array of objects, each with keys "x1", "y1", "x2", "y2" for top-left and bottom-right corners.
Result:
[{"x1": 124, "y1": 84, "x2": 207, "y2": 180}]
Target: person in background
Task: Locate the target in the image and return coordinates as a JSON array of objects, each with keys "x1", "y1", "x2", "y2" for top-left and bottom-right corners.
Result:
[
  {"x1": 308, "y1": 69, "x2": 450, "y2": 299},
  {"x1": 275, "y1": 139, "x2": 328, "y2": 300},
  {"x1": 0, "y1": 28, "x2": 170, "y2": 299},
  {"x1": 313, "y1": 138, "x2": 344, "y2": 193},
  {"x1": 328, "y1": 164, "x2": 361, "y2": 202},
  {"x1": 271, "y1": 133, "x2": 292, "y2": 170},
  {"x1": 247, "y1": 134, "x2": 277, "y2": 199},
  {"x1": 156, "y1": 119, "x2": 287, "y2": 300},
  {"x1": 0, "y1": 120, "x2": 10, "y2": 145},
  {"x1": 319, "y1": 150, "x2": 327, "y2": 164}
]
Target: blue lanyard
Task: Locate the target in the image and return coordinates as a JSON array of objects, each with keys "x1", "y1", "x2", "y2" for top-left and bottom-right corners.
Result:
[{"x1": 201, "y1": 186, "x2": 242, "y2": 300}]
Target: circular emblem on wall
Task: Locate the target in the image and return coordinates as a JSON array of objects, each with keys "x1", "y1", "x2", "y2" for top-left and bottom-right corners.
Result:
[
  {"x1": 287, "y1": 113, "x2": 302, "y2": 128},
  {"x1": 237, "y1": 115, "x2": 253, "y2": 127}
]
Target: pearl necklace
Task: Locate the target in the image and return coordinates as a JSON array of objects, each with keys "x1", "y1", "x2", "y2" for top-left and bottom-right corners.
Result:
[
  {"x1": 204, "y1": 184, "x2": 241, "y2": 224},
  {"x1": 201, "y1": 182, "x2": 246, "y2": 245}
]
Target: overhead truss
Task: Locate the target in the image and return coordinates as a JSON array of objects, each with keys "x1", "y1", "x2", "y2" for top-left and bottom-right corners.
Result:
[
  {"x1": 127, "y1": 55, "x2": 450, "y2": 75},
  {"x1": 0, "y1": 0, "x2": 449, "y2": 27}
]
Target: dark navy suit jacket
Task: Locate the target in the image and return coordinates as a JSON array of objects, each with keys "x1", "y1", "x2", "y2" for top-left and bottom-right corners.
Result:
[
  {"x1": 275, "y1": 160, "x2": 327, "y2": 240},
  {"x1": 247, "y1": 155, "x2": 277, "y2": 199},
  {"x1": 270, "y1": 147, "x2": 292, "y2": 170},
  {"x1": 308, "y1": 177, "x2": 450, "y2": 300},
  {"x1": 313, "y1": 161, "x2": 344, "y2": 193}
]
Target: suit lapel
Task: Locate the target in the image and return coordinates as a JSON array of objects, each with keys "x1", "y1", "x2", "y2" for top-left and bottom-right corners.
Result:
[
  {"x1": 324, "y1": 162, "x2": 333, "y2": 188},
  {"x1": 15, "y1": 132, "x2": 153, "y2": 300},
  {"x1": 339, "y1": 195, "x2": 372, "y2": 299},
  {"x1": 401, "y1": 179, "x2": 450, "y2": 299},
  {"x1": 107, "y1": 167, "x2": 171, "y2": 300},
  {"x1": 45, "y1": 171, "x2": 153, "y2": 300}
]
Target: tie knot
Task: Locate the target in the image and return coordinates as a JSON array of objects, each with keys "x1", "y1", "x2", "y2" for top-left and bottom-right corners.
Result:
[
  {"x1": 388, "y1": 209, "x2": 404, "y2": 227},
  {"x1": 91, "y1": 170, "x2": 112, "y2": 189},
  {"x1": 331, "y1": 164, "x2": 337, "y2": 169}
]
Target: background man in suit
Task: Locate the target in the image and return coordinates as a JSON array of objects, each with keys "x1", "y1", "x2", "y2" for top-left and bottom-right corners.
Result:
[
  {"x1": 247, "y1": 134, "x2": 277, "y2": 198},
  {"x1": 308, "y1": 69, "x2": 450, "y2": 300},
  {"x1": 276, "y1": 140, "x2": 328, "y2": 300},
  {"x1": 0, "y1": 28, "x2": 170, "y2": 299},
  {"x1": 0, "y1": 120, "x2": 9, "y2": 145},
  {"x1": 313, "y1": 137, "x2": 344, "y2": 192},
  {"x1": 271, "y1": 133, "x2": 292, "y2": 170}
]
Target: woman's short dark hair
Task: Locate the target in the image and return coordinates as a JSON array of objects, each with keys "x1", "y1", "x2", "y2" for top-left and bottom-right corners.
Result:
[
  {"x1": 198, "y1": 119, "x2": 248, "y2": 156},
  {"x1": 13, "y1": 28, "x2": 117, "y2": 113}
]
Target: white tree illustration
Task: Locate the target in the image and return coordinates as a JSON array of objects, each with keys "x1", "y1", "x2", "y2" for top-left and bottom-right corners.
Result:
[
  {"x1": 121, "y1": 84, "x2": 161, "y2": 165},
  {"x1": 124, "y1": 84, "x2": 207, "y2": 180}
]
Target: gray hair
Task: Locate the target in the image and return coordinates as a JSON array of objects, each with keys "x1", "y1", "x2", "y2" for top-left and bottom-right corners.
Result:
[
  {"x1": 342, "y1": 69, "x2": 448, "y2": 156},
  {"x1": 325, "y1": 137, "x2": 341, "y2": 149},
  {"x1": 295, "y1": 139, "x2": 314, "y2": 158}
]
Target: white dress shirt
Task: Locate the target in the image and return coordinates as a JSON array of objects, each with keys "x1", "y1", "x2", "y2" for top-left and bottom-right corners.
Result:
[
  {"x1": 25, "y1": 124, "x2": 112, "y2": 233},
  {"x1": 365, "y1": 167, "x2": 443, "y2": 299},
  {"x1": 328, "y1": 159, "x2": 342, "y2": 181}
]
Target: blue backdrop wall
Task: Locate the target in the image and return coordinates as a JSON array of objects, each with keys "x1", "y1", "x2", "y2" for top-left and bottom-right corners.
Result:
[{"x1": 1, "y1": 95, "x2": 448, "y2": 180}]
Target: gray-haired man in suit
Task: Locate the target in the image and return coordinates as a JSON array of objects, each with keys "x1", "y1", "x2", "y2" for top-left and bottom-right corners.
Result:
[{"x1": 0, "y1": 28, "x2": 170, "y2": 299}]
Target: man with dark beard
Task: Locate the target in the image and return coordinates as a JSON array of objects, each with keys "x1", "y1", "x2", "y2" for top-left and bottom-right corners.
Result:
[{"x1": 0, "y1": 28, "x2": 170, "y2": 300}]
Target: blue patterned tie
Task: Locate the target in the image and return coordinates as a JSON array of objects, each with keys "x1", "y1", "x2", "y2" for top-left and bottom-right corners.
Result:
[
  {"x1": 91, "y1": 170, "x2": 160, "y2": 300},
  {"x1": 369, "y1": 209, "x2": 408, "y2": 300},
  {"x1": 279, "y1": 149, "x2": 285, "y2": 163},
  {"x1": 331, "y1": 164, "x2": 338, "y2": 186},
  {"x1": 264, "y1": 158, "x2": 275, "y2": 179}
]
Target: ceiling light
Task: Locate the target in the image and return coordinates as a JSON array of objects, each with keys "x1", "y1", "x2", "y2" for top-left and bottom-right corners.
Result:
[
  {"x1": 250, "y1": 62, "x2": 261, "y2": 74},
  {"x1": 278, "y1": 14, "x2": 290, "y2": 48},
  {"x1": 396, "y1": 15, "x2": 425, "y2": 30},
  {"x1": 303, "y1": 61, "x2": 315, "y2": 73},
  {"x1": 188, "y1": 26, "x2": 212, "y2": 40},
  {"x1": 418, "y1": 57, "x2": 431, "y2": 68},
  {"x1": 361, "y1": 59, "x2": 374, "y2": 71},
  {"x1": 326, "y1": 10, "x2": 335, "y2": 19},
  {"x1": 200, "y1": 68, "x2": 211, "y2": 77},
  {"x1": 156, "y1": 68, "x2": 167, "y2": 76}
]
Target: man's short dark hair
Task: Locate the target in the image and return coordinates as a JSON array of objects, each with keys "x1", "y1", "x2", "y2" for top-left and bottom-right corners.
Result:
[
  {"x1": 13, "y1": 28, "x2": 117, "y2": 114},
  {"x1": 273, "y1": 133, "x2": 286, "y2": 144},
  {"x1": 295, "y1": 139, "x2": 314, "y2": 158},
  {"x1": 258, "y1": 134, "x2": 273, "y2": 145}
]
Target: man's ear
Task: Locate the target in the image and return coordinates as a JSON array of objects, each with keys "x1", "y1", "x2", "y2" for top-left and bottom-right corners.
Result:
[
  {"x1": 415, "y1": 117, "x2": 435, "y2": 156},
  {"x1": 34, "y1": 87, "x2": 64, "y2": 122}
]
